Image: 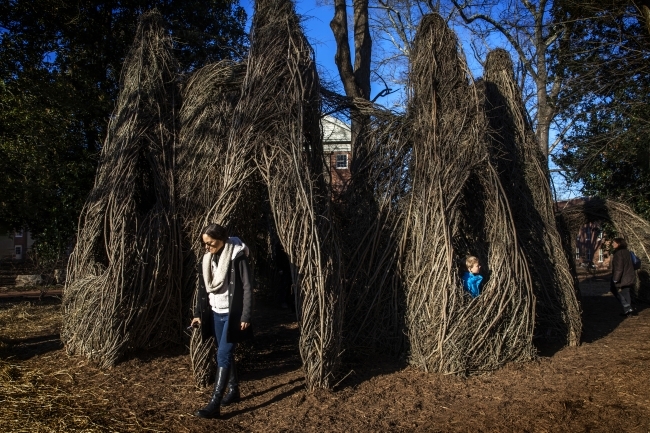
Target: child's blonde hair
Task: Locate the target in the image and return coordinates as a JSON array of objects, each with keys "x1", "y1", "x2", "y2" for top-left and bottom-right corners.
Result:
[{"x1": 466, "y1": 256, "x2": 479, "y2": 270}]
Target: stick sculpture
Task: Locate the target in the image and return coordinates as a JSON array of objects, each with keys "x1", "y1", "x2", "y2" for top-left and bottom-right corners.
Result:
[
  {"x1": 175, "y1": 60, "x2": 255, "y2": 386},
  {"x1": 62, "y1": 11, "x2": 182, "y2": 368},
  {"x1": 229, "y1": 0, "x2": 344, "y2": 389},
  {"x1": 482, "y1": 48, "x2": 582, "y2": 346},
  {"x1": 403, "y1": 14, "x2": 535, "y2": 374}
]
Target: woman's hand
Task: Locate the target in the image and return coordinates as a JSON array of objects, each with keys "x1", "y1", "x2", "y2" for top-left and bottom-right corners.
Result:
[
  {"x1": 240, "y1": 322, "x2": 249, "y2": 331},
  {"x1": 191, "y1": 317, "x2": 201, "y2": 328}
]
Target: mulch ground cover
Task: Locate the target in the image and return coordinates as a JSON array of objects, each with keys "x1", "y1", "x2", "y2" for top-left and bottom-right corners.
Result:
[{"x1": 1, "y1": 280, "x2": 649, "y2": 432}]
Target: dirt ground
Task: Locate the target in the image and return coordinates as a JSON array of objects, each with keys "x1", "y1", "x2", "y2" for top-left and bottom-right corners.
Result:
[{"x1": 1, "y1": 276, "x2": 649, "y2": 432}]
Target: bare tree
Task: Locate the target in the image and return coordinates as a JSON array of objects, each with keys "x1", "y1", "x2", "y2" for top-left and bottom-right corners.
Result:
[
  {"x1": 331, "y1": 0, "x2": 372, "y2": 101},
  {"x1": 330, "y1": 0, "x2": 373, "y2": 156},
  {"x1": 448, "y1": 0, "x2": 568, "y2": 161},
  {"x1": 368, "y1": 0, "x2": 446, "y2": 91}
]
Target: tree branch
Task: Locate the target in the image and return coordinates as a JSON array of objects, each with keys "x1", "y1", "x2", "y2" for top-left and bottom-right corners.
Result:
[
  {"x1": 450, "y1": 0, "x2": 539, "y2": 82},
  {"x1": 330, "y1": 0, "x2": 361, "y2": 98}
]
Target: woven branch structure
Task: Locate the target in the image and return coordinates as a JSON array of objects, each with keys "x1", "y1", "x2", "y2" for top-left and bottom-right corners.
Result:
[
  {"x1": 62, "y1": 11, "x2": 182, "y2": 368},
  {"x1": 482, "y1": 48, "x2": 582, "y2": 346},
  {"x1": 333, "y1": 105, "x2": 410, "y2": 356},
  {"x1": 314, "y1": 85, "x2": 413, "y2": 356},
  {"x1": 243, "y1": 0, "x2": 344, "y2": 389},
  {"x1": 558, "y1": 198, "x2": 650, "y2": 302},
  {"x1": 401, "y1": 14, "x2": 536, "y2": 374},
  {"x1": 175, "y1": 60, "x2": 253, "y2": 387},
  {"x1": 63, "y1": 5, "x2": 600, "y2": 388}
]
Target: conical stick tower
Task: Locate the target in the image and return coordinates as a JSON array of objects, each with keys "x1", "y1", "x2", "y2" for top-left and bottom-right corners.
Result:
[
  {"x1": 175, "y1": 60, "x2": 257, "y2": 386},
  {"x1": 482, "y1": 48, "x2": 582, "y2": 346},
  {"x1": 403, "y1": 14, "x2": 535, "y2": 374},
  {"x1": 62, "y1": 11, "x2": 182, "y2": 368},
  {"x1": 231, "y1": 0, "x2": 344, "y2": 389}
]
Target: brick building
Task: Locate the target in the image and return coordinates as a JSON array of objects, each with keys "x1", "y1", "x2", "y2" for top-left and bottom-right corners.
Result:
[
  {"x1": 557, "y1": 199, "x2": 611, "y2": 270},
  {"x1": 321, "y1": 115, "x2": 351, "y2": 195},
  {"x1": 575, "y1": 220, "x2": 610, "y2": 270},
  {"x1": 0, "y1": 229, "x2": 35, "y2": 261}
]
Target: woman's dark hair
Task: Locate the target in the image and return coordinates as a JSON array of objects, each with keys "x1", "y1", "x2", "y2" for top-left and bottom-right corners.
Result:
[
  {"x1": 613, "y1": 237, "x2": 627, "y2": 249},
  {"x1": 201, "y1": 223, "x2": 228, "y2": 242}
]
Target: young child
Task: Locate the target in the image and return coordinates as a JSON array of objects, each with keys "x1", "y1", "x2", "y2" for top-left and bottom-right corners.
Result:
[{"x1": 462, "y1": 255, "x2": 483, "y2": 298}]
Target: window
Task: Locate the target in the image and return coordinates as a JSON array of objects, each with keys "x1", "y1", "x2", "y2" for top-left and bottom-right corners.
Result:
[
  {"x1": 597, "y1": 229, "x2": 603, "y2": 240},
  {"x1": 335, "y1": 154, "x2": 348, "y2": 169},
  {"x1": 586, "y1": 249, "x2": 591, "y2": 261},
  {"x1": 575, "y1": 247, "x2": 580, "y2": 260},
  {"x1": 14, "y1": 230, "x2": 23, "y2": 238},
  {"x1": 598, "y1": 248, "x2": 604, "y2": 263},
  {"x1": 15, "y1": 246, "x2": 22, "y2": 256},
  {"x1": 586, "y1": 227, "x2": 592, "y2": 240}
]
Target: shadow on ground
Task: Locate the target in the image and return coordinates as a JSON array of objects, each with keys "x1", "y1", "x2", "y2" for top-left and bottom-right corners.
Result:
[
  {"x1": 536, "y1": 289, "x2": 648, "y2": 357},
  {"x1": 0, "y1": 333, "x2": 63, "y2": 360}
]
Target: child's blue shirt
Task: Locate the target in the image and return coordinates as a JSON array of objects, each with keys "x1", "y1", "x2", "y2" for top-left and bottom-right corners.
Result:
[{"x1": 462, "y1": 271, "x2": 483, "y2": 298}]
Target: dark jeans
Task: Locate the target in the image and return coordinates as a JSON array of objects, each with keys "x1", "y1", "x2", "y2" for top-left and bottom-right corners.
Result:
[
  {"x1": 611, "y1": 281, "x2": 633, "y2": 313},
  {"x1": 212, "y1": 312, "x2": 236, "y2": 368}
]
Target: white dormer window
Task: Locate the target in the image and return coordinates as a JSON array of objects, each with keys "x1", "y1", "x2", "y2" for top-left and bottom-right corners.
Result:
[
  {"x1": 336, "y1": 154, "x2": 348, "y2": 169},
  {"x1": 15, "y1": 230, "x2": 23, "y2": 238}
]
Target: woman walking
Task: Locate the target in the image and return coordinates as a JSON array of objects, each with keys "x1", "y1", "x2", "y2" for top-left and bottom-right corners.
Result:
[
  {"x1": 610, "y1": 237, "x2": 637, "y2": 317},
  {"x1": 191, "y1": 223, "x2": 253, "y2": 419}
]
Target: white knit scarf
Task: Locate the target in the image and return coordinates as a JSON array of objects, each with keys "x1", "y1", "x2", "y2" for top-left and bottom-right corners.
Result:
[{"x1": 202, "y1": 241, "x2": 234, "y2": 294}]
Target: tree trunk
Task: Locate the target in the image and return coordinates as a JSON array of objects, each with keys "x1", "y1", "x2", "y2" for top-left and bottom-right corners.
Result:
[
  {"x1": 330, "y1": 0, "x2": 372, "y2": 159},
  {"x1": 536, "y1": 83, "x2": 552, "y2": 160}
]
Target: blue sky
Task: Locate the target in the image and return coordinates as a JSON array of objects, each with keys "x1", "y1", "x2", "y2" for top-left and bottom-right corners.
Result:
[
  {"x1": 240, "y1": 0, "x2": 340, "y2": 84},
  {"x1": 237, "y1": 0, "x2": 580, "y2": 200},
  {"x1": 239, "y1": 0, "x2": 405, "y2": 106}
]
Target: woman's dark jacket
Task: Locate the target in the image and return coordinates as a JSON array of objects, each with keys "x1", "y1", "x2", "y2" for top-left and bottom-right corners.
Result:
[
  {"x1": 194, "y1": 250, "x2": 253, "y2": 343},
  {"x1": 612, "y1": 247, "x2": 636, "y2": 288}
]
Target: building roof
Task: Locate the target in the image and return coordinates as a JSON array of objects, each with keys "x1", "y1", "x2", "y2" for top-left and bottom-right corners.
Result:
[{"x1": 321, "y1": 115, "x2": 351, "y2": 152}]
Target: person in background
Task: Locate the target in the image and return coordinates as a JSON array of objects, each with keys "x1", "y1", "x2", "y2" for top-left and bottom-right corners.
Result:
[
  {"x1": 610, "y1": 237, "x2": 637, "y2": 317},
  {"x1": 191, "y1": 223, "x2": 253, "y2": 419},
  {"x1": 462, "y1": 255, "x2": 483, "y2": 298}
]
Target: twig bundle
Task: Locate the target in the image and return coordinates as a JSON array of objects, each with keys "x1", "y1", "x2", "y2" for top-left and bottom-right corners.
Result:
[
  {"x1": 325, "y1": 98, "x2": 411, "y2": 355},
  {"x1": 60, "y1": 5, "x2": 597, "y2": 386},
  {"x1": 235, "y1": 0, "x2": 343, "y2": 390},
  {"x1": 482, "y1": 48, "x2": 582, "y2": 346},
  {"x1": 403, "y1": 14, "x2": 535, "y2": 374},
  {"x1": 558, "y1": 198, "x2": 650, "y2": 301},
  {"x1": 61, "y1": 11, "x2": 182, "y2": 368},
  {"x1": 174, "y1": 60, "x2": 255, "y2": 386}
]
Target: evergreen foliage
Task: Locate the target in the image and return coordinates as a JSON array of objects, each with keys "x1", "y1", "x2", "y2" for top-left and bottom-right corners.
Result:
[
  {"x1": 553, "y1": 0, "x2": 650, "y2": 220},
  {"x1": 0, "y1": 0, "x2": 247, "y2": 259}
]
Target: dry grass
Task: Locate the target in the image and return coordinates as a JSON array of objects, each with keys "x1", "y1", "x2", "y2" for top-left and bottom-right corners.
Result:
[
  {"x1": 0, "y1": 301, "x2": 167, "y2": 432},
  {"x1": 0, "y1": 358, "x2": 168, "y2": 433},
  {"x1": 0, "y1": 301, "x2": 61, "y2": 341}
]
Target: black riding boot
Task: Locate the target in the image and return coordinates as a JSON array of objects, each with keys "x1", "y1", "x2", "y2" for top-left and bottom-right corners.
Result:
[
  {"x1": 195, "y1": 366, "x2": 230, "y2": 419},
  {"x1": 221, "y1": 362, "x2": 240, "y2": 406}
]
